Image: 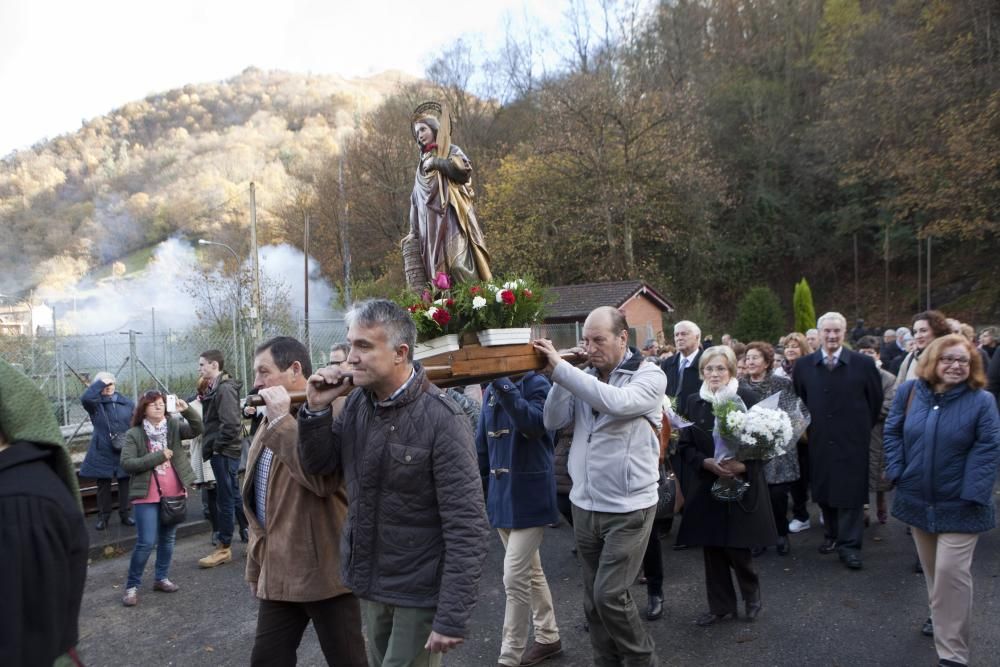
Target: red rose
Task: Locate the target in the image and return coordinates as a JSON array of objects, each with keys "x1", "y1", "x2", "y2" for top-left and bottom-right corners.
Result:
[
  {"x1": 446, "y1": 298, "x2": 455, "y2": 307},
  {"x1": 501, "y1": 289, "x2": 516, "y2": 305},
  {"x1": 432, "y1": 309, "x2": 451, "y2": 326},
  {"x1": 470, "y1": 286, "x2": 481, "y2": 294}
]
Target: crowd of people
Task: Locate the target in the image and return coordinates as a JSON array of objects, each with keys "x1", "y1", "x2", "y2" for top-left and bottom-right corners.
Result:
[{"x1": 2, "y1": 300, "x2": 998, "y2": 667}]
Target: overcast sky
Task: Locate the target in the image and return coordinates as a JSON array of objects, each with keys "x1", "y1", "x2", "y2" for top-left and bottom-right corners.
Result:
[{"x1": 0, "y1": 0, "x2": 585, "y2": 157}]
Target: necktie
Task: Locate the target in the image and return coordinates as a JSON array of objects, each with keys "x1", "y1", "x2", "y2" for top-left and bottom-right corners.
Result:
[
  {"x1": 825, "y1": 355, "x2": 837, "y2": 371},
  {"x1": 678, "y1": 357, "x2": 688, "y2": 387}
]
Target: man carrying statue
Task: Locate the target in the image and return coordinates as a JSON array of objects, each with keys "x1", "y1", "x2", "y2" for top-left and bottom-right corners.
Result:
[{"x1": 404, "y1": 101, "x2": 492, "y2": 288}]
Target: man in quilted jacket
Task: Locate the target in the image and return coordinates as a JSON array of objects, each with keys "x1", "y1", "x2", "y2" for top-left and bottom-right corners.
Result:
[{"x1": 298, "y1": 299, "x2": 489, "y2": 667}]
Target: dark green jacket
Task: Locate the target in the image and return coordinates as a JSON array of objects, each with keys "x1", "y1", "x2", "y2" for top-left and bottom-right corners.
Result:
[
  {"x1": 119, "y1": 406, "x2": 202, "y2": 499},
  {"x1": 201, "y1": 373, "x2": 244, "y2": 459}
]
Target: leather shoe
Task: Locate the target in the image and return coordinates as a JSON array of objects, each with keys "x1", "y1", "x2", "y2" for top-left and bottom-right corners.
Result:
[
  {"x1": 646, "y1": 594, "x2": 663, "y2": 621},
  {"x1": 776, "y1": 536, "x2": 790, "y2": 555},
  {"x1": 695, "y1": 611, "x2": 737, "y2": 627},
  {"x1": 841, "y1": 552, "x2": 863, "y2": 570},
  {"x1": 120, "y1": 514, "x2": 135, "y2": 526},
  {"x1": 745, "y1": 599, "x2": 762, "y2": 621},
  {"x1": 922, "y1": 617, "x2": 934, "y2": 637},
  {"x1": 519, "y1": 639, "x2": 562, "y2": 666},
  {"x1": 818, "y1": 539, "x2": 837, "y2": 554}
]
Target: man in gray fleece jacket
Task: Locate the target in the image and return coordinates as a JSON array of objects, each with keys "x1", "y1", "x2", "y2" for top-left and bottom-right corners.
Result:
[{"x1": 535, "y1": 306, "x2": 665, "y2": 667}]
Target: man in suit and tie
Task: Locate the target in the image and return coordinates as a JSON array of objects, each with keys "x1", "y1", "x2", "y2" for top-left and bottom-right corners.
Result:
[
  {"x1": 793, "y1": 312, "x2": 884, "y2": 570},
  {"x1": 661, "y1": 321, "x2": 703, "y2": 408}
]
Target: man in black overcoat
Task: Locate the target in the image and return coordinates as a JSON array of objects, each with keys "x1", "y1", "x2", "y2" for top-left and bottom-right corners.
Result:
[
  {"x1": 661, "y1": 320, "x2": 704, "y2": 409},
  {"x1": 793, "y1": 312, "x2": 883, "y2": 570}
]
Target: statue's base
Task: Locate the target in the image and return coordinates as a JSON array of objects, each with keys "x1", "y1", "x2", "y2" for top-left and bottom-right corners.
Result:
[{"x1": 421, "y1": 343, "x2": 584, "y2": 388}]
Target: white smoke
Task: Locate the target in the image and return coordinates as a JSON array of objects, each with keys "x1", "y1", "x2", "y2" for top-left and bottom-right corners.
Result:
[{"x1": 44, "y1": 238, "x2": 340, "y2": 334}]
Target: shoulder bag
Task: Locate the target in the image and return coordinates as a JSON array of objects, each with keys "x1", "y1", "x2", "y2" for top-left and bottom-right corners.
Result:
[
  {"x1": 148, "y1": 439, "x2": 187, "y2": 527},
  {"x1": 101, "y1": 402, "x2": 127, "y2": 452}
]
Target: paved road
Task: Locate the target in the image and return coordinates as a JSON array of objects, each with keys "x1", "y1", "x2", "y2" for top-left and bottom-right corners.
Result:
[{"x1": 77, "y1": 499, "x2": 1000, "y2": 667}]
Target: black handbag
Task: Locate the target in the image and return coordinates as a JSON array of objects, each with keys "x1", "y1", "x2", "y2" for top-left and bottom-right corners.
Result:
[
  {"x1": 655, "y1": 462, "x2": 679, "y2": 521},
  {"x1": 101, "y1": 403, "x2": 126, "y2": 452},
  {"x1": 148, "y1": 441, "x2": 187, "y2": 527}
]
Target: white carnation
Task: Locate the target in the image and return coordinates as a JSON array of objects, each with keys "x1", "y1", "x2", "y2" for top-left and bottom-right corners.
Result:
[{"x1": 472, "y1": 296, "x2": 487, "y2": 310}]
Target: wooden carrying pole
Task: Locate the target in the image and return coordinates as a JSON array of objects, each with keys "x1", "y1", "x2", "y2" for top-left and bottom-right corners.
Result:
[{"x1": 246, "y1": 346, "x2": 587, "y2": 406}]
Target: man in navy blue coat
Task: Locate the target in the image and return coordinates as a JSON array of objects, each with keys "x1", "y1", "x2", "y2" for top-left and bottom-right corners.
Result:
[
  {"x1": 793, "y1": 312, "x2": 883, "y2": 570},
  {"x1": 476, "y1": 372, "x2": 562, "y2": 667}
]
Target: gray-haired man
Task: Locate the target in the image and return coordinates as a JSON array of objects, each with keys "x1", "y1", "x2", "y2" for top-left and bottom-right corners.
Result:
[{"x1": 298, "y1": 299, "x2": 489, "y2": 666}]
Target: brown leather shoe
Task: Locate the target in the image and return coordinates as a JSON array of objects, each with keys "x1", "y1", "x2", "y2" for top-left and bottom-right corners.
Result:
[
  {"x1": 519, "y1": 639, "x2": 562, "y2": 666},
  {"x1": 198, "y1": 546, "x2": 232, "y2": 569}
]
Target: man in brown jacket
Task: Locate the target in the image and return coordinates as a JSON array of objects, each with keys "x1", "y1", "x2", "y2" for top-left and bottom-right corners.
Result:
[
  {"x1": 242, "y1": 336, "x2": 366, "y2": 665},
  {"x1": 299, "y1": 299, "x2": 489, "y2": 667}
]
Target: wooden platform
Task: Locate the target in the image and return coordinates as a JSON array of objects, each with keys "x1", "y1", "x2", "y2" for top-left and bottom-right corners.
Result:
[{"x1": 420, "y1": 343, "x2": 584, "y2": 388}]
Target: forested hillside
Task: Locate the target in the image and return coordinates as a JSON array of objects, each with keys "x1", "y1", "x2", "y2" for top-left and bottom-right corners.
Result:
[
  {"x1": 4, "y1": 0, "x2": 998, "y2": 329},
  {"x1": 0, "y1": 67, "x2": 412, "y2": 297}
]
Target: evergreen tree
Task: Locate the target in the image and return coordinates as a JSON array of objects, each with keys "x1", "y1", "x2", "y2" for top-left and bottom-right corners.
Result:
[
  {"x1": 734, "y1": 287, "x2": 786, "y2": 343},
  {"x1": 793, "y1": 278, "x2": 817, "y2": 334}
]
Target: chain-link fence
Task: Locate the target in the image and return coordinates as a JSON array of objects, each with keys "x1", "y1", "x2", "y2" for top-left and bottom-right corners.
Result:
[{"x1": 0, "y1": 317, "x2": 348, "y2": 434}]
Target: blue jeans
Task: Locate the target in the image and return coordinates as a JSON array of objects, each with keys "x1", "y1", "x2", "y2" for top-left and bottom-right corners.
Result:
[
  {"x1": 126, "y1": 502, "x2": 177, "y2": 588},
  {"x1": 210, "y1": 454, "x2": 241, "y2": 546}
]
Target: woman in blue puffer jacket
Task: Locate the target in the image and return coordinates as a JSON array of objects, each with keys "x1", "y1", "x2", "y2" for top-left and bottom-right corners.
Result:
[
  {"x1": 80, "y1": 372, "x2": 136, "y2": 530},
  {"x1": 884, "y1": 334, "x2": 1000, "y2": 667}
]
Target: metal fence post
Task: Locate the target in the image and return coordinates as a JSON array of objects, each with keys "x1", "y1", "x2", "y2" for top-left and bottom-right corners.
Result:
[{"x1": 129, "y1": 330, "x2": 140, "y2": 404}]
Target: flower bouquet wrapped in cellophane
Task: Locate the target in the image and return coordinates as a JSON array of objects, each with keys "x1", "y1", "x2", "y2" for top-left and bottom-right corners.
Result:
[{"x1": 710, "y1": 393, "x2": 793, "y2": 502}]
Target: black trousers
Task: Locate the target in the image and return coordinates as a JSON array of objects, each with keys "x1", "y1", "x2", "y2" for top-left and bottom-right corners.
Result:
[
  {"x1": 557, "y1": 492, "x2": 574, "y2": 526},
  {"x1": 251, "y1": 594, "x2": 367, "y2": 666},
  {"x1": 789, "y1": 441, "x2": 810, "y2": 521},
  {"x1": 95, "y1": 477, "x2": 130, "y2": 518},
  {"x1": 642, "y1": 524, "x2": 664, "y2": 596},
  {"x1": 819, "y1": 504, "x2": 864, "y2": 553},
  {"x1": 768, "y1": 483, "x2": 791, "y2": 537},
  {"x1": 703, "y1": 546, "x2": 759, "y2": 615}
]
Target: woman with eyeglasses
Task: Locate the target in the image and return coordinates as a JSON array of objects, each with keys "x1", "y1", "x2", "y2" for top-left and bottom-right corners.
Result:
[
  {"x1": 884, "y1": 334, "x2": 1000, "y2": 667},
  {"x1": 119, "y1": 390, "x2": 202, "y2": 607},
  {"x1": 675, "y1": 346, "x2": 774, "y2": 627}
]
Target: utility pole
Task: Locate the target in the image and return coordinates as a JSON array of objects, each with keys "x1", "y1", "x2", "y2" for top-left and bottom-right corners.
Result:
[
  {"x1": 926, "y1": 236, "x2": 932, "y2": 310},
  {"x1": 853, "y1": 233, "x2": 860, "y2": 321},
  {"x1": 339, "y1": 157, "x2": 352, "y2": 305},
  {"x1": 249, "y1": 182, "x2": 263, "y2": 344},
  {"x1": 304, "y1": 211, "x2": 310, "y2": 353}
]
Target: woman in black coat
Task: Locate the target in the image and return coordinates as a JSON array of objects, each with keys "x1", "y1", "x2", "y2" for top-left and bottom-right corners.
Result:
[{"x1": 675, "y1": 346, "x2": 776, "y2": 626}]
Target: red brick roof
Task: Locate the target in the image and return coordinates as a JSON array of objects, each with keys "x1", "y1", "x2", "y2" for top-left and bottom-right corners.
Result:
[{"x1": 545, "y1": 281, "x2": 674, "y2": 321}]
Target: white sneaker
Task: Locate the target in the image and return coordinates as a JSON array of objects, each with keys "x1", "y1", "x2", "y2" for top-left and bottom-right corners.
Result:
[{"x1": 788, "y1": 518, "x2": 811, "y2": 533}]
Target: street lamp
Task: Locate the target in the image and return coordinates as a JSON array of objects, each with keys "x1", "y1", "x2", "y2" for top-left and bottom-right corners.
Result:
[{"x1": 198, "y1": 239, "x2": 244, "y2": 386}]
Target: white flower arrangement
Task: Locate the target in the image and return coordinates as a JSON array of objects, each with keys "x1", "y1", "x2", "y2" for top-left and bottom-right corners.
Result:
[
  {"x1": 728, "y1": 405, "x2": 792, "y2": 460},
  {"x1": 471, "y1": 295, "x2": 487, "y2": 310}
]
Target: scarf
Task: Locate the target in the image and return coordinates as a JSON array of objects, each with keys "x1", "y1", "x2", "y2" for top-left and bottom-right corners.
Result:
[
  {"x1": 699, "y1": 377, "x2": 740, "y2": 405},
  {"x1": 143, "y1": 418, "x2": 170, "y2": 475}
]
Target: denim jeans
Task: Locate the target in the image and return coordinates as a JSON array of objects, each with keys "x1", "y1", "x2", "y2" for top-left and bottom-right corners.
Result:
[
  {"x1": 126, "y1": 502, "x2": 177, "y2": 588},
  {"x1": 210, "y1": 454, "x2": 241, "y2": 546}
]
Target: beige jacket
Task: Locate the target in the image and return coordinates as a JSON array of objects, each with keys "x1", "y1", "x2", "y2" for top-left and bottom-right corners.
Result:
[{"x1": 242, "y1": 411, "x2": 350, "y2": 602}]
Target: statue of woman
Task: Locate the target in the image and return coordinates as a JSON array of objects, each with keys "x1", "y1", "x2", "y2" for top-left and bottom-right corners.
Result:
[{"x1": 404, "y1": 102, "x2": 492, "y2": 287}]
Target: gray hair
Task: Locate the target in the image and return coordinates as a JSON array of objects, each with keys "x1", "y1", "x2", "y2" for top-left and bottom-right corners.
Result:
[
  {"x1": 806, "y1": 328, "x2": 819, "y2": 336},
  {"x1": 895, "y1": 326, "x2": 911, "y2": 338},
  {"x1": 674, "y1": 320, "x2": 702, "y2": 338},
  {"x1": 883, "y1": 329, "x2": 896, "y2": 337},
  {"x1": 346, "y1": 299, "x2": 417, "y2": 361},
  {"x1": 816, "y1": 312, "x2": 847, "y2": 330},
  {"x1": 699, "y1": 345, "x2": 737, "y2": 378},
  {"x1": 329, "y1": 342, "x2": 351, "y2": 358}
]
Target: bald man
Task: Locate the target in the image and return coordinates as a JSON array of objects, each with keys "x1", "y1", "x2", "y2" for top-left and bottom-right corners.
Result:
[{"x1": 535, "y1": 307, "x2": 665, "y2": 667}]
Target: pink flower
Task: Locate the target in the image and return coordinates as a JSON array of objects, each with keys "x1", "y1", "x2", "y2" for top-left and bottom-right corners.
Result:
[
  {"x1": 421, "y1": 290, "x2": 431, "y2": 303},
  {"x1": 433, "y1": 272, "x2": 451, "y2": 290}
]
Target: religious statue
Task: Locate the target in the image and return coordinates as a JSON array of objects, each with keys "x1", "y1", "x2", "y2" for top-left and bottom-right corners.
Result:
[{"x1": 403, "y1": 102, "x2": 492, "y2": 288}]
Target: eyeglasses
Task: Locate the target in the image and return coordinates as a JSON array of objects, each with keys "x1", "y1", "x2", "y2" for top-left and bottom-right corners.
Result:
[
  {"x1": 703, "y1": 365, "x2": 729, "y2": 374},
  {"x1": 938, "y1": 356, "x2": 970, "y2": 367}
]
